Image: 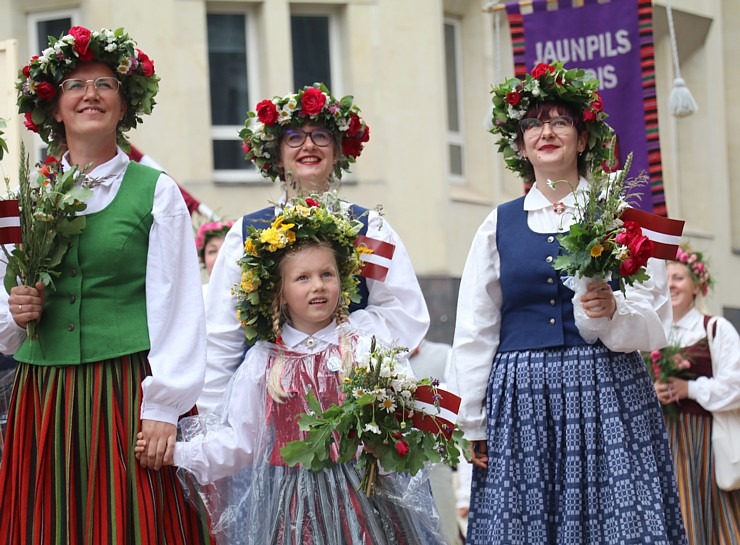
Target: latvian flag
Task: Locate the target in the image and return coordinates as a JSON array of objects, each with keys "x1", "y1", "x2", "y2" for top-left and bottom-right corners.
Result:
[
  {"x1": 0, "y1": 200, "x2": 22, "y2": 245},
  {"x1": 410, "y1": 385, "x2": 461, "y2": 440},
  {"x1": 622, "y1": 207, "x2": 685, "y2": 260},
  {"x1": 354, "y1": 235, "x2": 395, "y2": 282}
]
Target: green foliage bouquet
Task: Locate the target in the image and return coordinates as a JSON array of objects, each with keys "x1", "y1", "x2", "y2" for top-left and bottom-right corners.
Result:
[
  {"x1": 281, "y1": 337, "x2": 469, "y2": 496},
  {"x1": 1, "y1": 145, "x2": 95, "y2": 339}
]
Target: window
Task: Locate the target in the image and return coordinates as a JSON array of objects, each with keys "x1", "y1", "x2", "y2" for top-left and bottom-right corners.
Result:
[
  {"x1": 290, "y1": 7, "x2": 341, "y2": 93},
  {"x1": 28, "y1": 11, "x2": 78, "y2": 161},
  {"x1": 444, "y1": 18, "x2": 465, "y2": 181},
  {"x1": 207, "y1": 11, "x2": 258, "y2": 182}
]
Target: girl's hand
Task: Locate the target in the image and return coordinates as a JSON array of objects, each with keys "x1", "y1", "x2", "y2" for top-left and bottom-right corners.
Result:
[
  {"x1": 581, "y1": 280, "x2": 616, "y2": 318},
  {"x1": 137, "y1": 420, "x2": 176, "y2": 470},
  {"x1": 665, "y1": 377, "x2": 689, "y2": 401},
  {"x1": 8, "y1": 282, "x2": 45, "y2": 327},
  {"x1": 134, "y1": 431, "x2": 148, "y2": 460},
  {"x1": 470, "y1": 440, "x2": 488, "y2": 470}
]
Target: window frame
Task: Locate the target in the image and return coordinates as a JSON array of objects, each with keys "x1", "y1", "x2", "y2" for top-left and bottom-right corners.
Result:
[
  {"x1": 290, "y1": 5, "x2": 344, "y2": 97},
  {"x1": 443, "y1": 17, "x2": 466, "y2": 184},
  {"x1": 207, "y1": 7, "x2": 262, "y2": 184}
]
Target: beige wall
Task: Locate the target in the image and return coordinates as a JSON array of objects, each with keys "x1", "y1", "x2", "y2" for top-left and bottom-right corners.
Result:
[{"x1": 1, "y1": 0, "x2": 738, "y2": 318}]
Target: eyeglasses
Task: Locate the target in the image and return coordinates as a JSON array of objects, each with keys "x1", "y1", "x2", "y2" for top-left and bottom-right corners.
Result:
[
  {"x1": 59, "y1": 77, "x2": 122, "y2": 95},
  {"x1": 519, "y1": 115, "x2": 575, "y2": 135},
  {"x1": 283, "y1": 128, "x2": 333, "y2": 148}
]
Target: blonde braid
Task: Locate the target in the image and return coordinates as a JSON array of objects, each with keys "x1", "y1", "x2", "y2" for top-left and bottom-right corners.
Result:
[{"x1": 267, "y1": 294, "x2": 289, "y2": 402}]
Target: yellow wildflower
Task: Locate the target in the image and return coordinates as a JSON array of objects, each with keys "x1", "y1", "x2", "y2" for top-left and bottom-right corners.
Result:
[
  {"x1": 244, "y1": 238, "x2": 257, "y2": 256},
  {"x1": 356, "y1": 244, "x2": 374, "y2": 255},
  {"x1": 590, "y1": 243, "x2": 604, "y2": 258}
]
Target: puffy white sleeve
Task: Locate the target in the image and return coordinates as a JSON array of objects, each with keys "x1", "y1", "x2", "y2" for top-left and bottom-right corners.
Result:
[
  {"x1": 0, "y1": 253, "x2": 28, "y2": 355},
  {"x1": 348, "y1": 210, "x2": 430, "y2": 351},
  {"x1": 448, "y1": 210, "x2": 502, "y2": 441},
  {"x1": 174, "y1": 346, "x2": 266, "y2": 484},
  {"x1": 198, "y1": 219, "x2": 248, "y2": 414},
  {"x1": 689, "y1": 317, "x2": 740, "y2": 412},
  {"x1": 597, "y1": 257, "x2": 671, "y2": 353},
  {"x1": 140, "y1": 173, "x2": 207, "y2": 424}
]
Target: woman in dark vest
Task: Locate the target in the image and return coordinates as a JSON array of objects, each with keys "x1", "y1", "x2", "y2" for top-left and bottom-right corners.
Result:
[
  {"x1": 450, "y1": 62, "x2": 686, "y2": 544},
  {"x1": 0, "y1": 26, "x2": 213, "y2": 545},
  {"x1": 653, "y1": 248, "x2": 740, "y2": 544},
  {"x1": 198, "y1": 84, "x2": 429, "y2": 413}
]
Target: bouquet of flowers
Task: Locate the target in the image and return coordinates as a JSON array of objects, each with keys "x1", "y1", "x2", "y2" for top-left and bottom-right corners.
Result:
[
  {"x1": 0, "y1": 144, "x2": 95, "y2": 339},
  {"x1": 550, "y1": 153, "x2": 654, "y2": 342},
  {"x1": 643, "y1": 342, "x2": 694, "y2": 420},
  {"x1": 280, "y1": 337, "x2": 469, "y2": 496}
]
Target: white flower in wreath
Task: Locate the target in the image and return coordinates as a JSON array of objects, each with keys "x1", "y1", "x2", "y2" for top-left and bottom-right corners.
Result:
[
  {"x1": 363, "y1": 422, "x2": 381, "y2": 435},
  {"x1": 510, "y1": 139, "x2": 519, "y2": 153},
  {"x1": 335, "y1": 116, "x2": 350, "y2": 131},
  {"x1": 508, "y1": 105, "x2": 525, "y2": 120},
  {"x1": 277, "y1": 109, "x2": 291, "y2": 124}
]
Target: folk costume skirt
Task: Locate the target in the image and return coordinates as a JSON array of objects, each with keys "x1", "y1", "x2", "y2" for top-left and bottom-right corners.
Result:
[
  {"x1": 666, "y1": 412, "x2": 740, "y2": 545},
  {"x1": 0, "y1": 352, "x2": 213, "y2": 545},
  {"x1": 466, "y1": 344, "x2": 687, "y2": 545}
]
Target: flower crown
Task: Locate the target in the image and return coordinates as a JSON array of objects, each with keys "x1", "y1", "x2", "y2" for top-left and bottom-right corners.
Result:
[
  {"x1": 17, "y1": 26, "x2": 160, "y2": 155},
  {"x1": 234, "y1": 194, "x2": 367, "y2": 345},
  {"x1": 490, "y1": 61, "x2": 614, "y2": 180},
  {"x1": 195, "y1": 220, "x2": 234, "y2": 260},
  {"x1": 675, "y1": 246, "x2": 713, "y2": 296},
  {"x1": 238, "y1": 83, "x2": 370, "y2": 182}
]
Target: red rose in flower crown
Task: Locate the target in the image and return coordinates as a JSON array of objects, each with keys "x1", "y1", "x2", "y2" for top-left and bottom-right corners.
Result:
[
  {"x1": 342, "y1": 137, "x2": 363, "y2": 158},
  {"x1": 69, "y1": 26, "x2": 94, "y2": 61},
  {"x1": 136, "y1": 49, "x2": 155, "y2": 77},
  {"x1": 300, "y1": 87, "x2": 327, "y2": 116},
  {"x1": 23, "y1": 112, "x2": 39, "y2": 133},
  {"x1": 506, "y1": 91, "x2": 522, "y2": 106},
  {"x1": 256, "y1": 99, "x2": 279, "y2": 126},
  {"x1": 34, "y1": 82, "x2": 57, "y2": 101},
  {"x1": 531, "y1": 63, "x2": 556, "y2": 79}
]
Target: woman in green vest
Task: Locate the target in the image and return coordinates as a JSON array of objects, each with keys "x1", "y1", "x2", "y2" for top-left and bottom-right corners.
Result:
[{"x1": 0, "y1": 27, "x2": 213, "y2": 545}]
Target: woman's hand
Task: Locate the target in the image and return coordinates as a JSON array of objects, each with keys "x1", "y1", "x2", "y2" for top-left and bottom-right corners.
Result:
[
  {"x1": 654, "y1": 379, "x2": 688, "y2": 404},
  {"x1": 137, "y1": 419, "x2": 176, "y2": 470},
  {"x1": 580, "y1": 280, "x2": 616, "y2": 319},
  {"x1": 470, "y1": 440, "x2": 488, "y2": 470},
  {"x1": 8, "y1": 282, "x2": 45, "y2": 328}
]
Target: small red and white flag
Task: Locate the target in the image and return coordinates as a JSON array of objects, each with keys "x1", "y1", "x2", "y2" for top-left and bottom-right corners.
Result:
[
  {"x1": 410, "y1": 385, "x2": 461, "y2": 440},
  {"x1": 0, "y1": 200, "x2": 22, "y2": 245},
  {"x1": 622, "y1": 207, "x2": 685, "y2": 260},
  {"x1": 354, "y1": 235, "x2": 395, "y2": 282}
]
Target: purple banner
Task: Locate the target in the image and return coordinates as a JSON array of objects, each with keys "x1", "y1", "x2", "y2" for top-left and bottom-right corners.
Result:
[{"x1": 520, "y1": 0, "x2": 654, "y2": 212}]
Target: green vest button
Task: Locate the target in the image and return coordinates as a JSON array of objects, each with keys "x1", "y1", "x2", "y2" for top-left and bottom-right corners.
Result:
[
  {"x1": 69, "y1": 295, "x2": 76, "y2": 304},
  {"x1": 70, "y1": 269, "x2": 77, "y2": 277},
  {"x1": 68, "y1": 323, "x2": 75, "y2": 332}
]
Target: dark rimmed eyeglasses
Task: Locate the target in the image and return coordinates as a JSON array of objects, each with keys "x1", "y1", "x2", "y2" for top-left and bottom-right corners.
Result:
[
  {"x1": 519, "y1": 115, "x2": 575, "y2": 135},
  {"x1": 59, "y1": 77, "x2": 122, "y2": 95},
  {"x1": 283, "y1": 128, "x2": 333, "y2": 148}
]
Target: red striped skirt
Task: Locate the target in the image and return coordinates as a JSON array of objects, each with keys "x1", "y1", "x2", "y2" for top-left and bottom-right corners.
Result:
[
  {"x1": 0, "y1": 352, "x2": 214, "y2": 545},
  {"x1": 666, "y1": 412, "x2": 740, "y2": 545}
]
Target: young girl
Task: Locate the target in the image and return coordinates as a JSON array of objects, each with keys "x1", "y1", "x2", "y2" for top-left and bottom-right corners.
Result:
[{"x1": 137, "y1": 199, "x2": 444, "y2": 545}]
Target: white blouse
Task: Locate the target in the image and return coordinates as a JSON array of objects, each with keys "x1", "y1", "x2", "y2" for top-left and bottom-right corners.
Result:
[
  {"x1": 0, "y1": 148, "x2": 206, "y2": 425},
  {"x1": 197, "y1": 198, "x2": 430, "y2": 413},
  {"x1": 449, "y1": 180, "x2": 672, "y2": 441},
  {"x1": 674, "y1": 308, "x2": 740, "y2": 412}
]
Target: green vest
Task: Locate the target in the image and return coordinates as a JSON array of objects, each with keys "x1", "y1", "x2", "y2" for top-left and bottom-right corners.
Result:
[{"x1": 15, "y1": 162, "x2": 158, "y2": 365}]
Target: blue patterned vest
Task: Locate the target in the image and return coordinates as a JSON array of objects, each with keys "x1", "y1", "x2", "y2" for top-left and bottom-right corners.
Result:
[{"x1": 496, "y1": 196, "x2": 590, "y2": 351}]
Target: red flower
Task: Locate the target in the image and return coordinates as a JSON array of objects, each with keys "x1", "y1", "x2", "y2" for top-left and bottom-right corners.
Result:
[
  {"x1": 136, "y1": 49, "x2": 155, "y2": 77},
  {"x1": 341, "y1": 137, "x2": 363, "y2": 158},
  {"x1": 590, "y1": 92, "x2": 604, "y2": 113},
  {"x1": 619, "y1": 258, "x2": 640, "y2": 277},
  {"x1": 615, "y1": 221, "x2": 641, "y2": 246},
  {"x1": 255, "y1": 99, "x2": 279, "y2": 126},
  {"x1": 531, "y1": 63, "x2": 555, "y2": 79},
  {"x1": 394, "y1": 440, "x2": 410, "y2": 457},
  {"x1": 583, "y1": 109, "x2": 596, "y2": 123},
  {"x1": 506, "y1": 91, "x2": 522, "y2": 106},
  {"x1": 304, "y1": 198, "x2": 320, "y2": 207},
  {"x1": 22, "y1": 65, "x2": 31, "y2": 78},
  {"x1": 629, "y1": 236, "x2": 653, "y2": 268},
  {"x1": 35, "y1": 81, "x2": 57, "y2": 101},
  {"x1": 650, "y1": 350, "x2": 662, "y2": 364},
  {"x1": 241, "y1": 141, "x2": 252, "y2": 155},
  {"x1": 23, "y1": 112, "x2": 39, "y2": 133},
  {"x1": 300, "y1": 87, "x2": 326, "y2": 116},
  {"x1": 360, "y1": 126, "x2": 370, "y2": 143},
  {"x1": 347, "y1": 113, "x2": 363, "y2": 137},
  {"x1": 69, "y1": 26, "x2": 93, "y2": 61}
]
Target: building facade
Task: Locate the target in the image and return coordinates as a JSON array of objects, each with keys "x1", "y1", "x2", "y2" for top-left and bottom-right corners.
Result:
[{"x1": 1, "y1": 0, "x2": 738, "y2": 342}]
